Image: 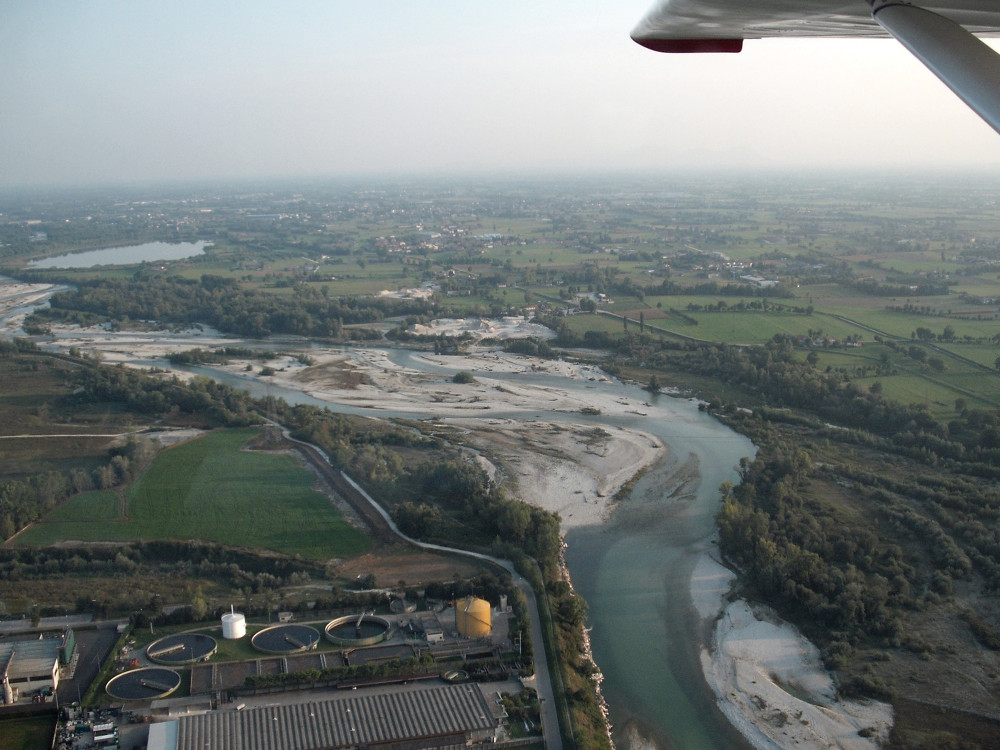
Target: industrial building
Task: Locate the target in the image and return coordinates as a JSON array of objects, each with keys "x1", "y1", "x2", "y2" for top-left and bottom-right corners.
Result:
[
  {"x1": 146, "y1": 683, "x2": 499, "y2": 750},
  {"x1": 1, "y1": 629, "x2": 75, "y2": 703}
]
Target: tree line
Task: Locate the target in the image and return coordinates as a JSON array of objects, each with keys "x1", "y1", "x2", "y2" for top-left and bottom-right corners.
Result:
[{"x1": 19, "y1": 272, "x2": 443, "y2": 339}]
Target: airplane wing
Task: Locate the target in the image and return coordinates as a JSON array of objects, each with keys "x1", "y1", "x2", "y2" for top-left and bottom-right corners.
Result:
[{"x1": 632, "y1": 1, "x2": 1000, "y2": 134}]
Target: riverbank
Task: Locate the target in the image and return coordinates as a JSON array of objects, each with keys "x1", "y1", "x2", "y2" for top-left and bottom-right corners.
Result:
[
  {"x1": 691, "y1": 552, "x2": 893, "y2": 750},
  {"x1": 0, "y1": 281, "x2": 59, "y2": 335},
  {"x1": 199, "y1": 344, "x2": 668, "y2": 531}
]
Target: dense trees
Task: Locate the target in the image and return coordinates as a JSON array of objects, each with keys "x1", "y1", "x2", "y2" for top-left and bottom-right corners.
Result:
[
  {"x1": 574, "y1": 329, "x2": 1000, "y2": 473},
  {"x1": 716, "y1": 449, "x2": 906, "y2": 654},
  {"x1": 715, "y1": 402, "x2": 1000, "y2": 689},
  {"x1": 72, "y1": 361, "x2": 260, "y2": 426},
  {"x1": 22, "y1": 273, "x2": 443, "y2": 339}
]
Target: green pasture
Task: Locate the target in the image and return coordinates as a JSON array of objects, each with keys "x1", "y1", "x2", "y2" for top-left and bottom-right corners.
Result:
[
  {"x1": 500, "y1": 244, "x2": 621, "y2": 270},
  {"x1": 951, "y1": 277, "x2": 1000, "y2": 298},
  {"x1": 44, "y1": 491, "x2": 120, "y2": 523},
  {"x1": 867, "y1": 251, "x2": 963, "y2": 275},
  {"x1": 934, "y1": 343, "x2": 1000, "y2": 369},
  {"x1": 859, "y1": 351, "x2": 1000, "y2": 415},
  {"x1": 868, "y1": 374, "x2": 986, "y2": 417},
  {"x1": 609, "y1": 295, "x2": 864, "y2": 345},
  {"x1": 816, "y1": 303, "x2": 996, "y2": 341},
  {"x1": 561, "y1": 313, "x2": 627, "y2": 338},
  {"x1": 14, "y1": 429, "x2": 370, "y2": 558},
  {"x1": 801, "y1": 347, "x2": 883, "y2": 371},
  {"x1": 801, "y1": 282, "x2": 889, "y2": 303},
  {"x1": 666, "y1": 312, "x2": 816, "y2": 344},
  {"x1": 811, "y1": 338, "x2": 1000, "y2": 415},
  {"x1": 563, "y1": 308, "x2": 1000, "y2": 417}
]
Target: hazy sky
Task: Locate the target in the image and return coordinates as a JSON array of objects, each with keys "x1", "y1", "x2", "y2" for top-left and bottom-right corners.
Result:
[{"x1": 4, "y1": 0, "x2": 1000, "y2": 188}]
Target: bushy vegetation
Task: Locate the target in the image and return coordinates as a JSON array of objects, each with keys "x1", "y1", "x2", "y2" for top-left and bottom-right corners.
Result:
[
  {"x1": 716, "y1": 447, "x2": 908, "y2": 658},
  {"x1": 21, "y1": 272, "x2": 446, "y2": 339}
]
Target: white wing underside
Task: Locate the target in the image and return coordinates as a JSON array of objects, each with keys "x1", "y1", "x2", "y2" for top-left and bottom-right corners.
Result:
[
  {"x1": 632, "y1": 1, "x2": 1000, "y2": 134},
  {"x1": 632, "y1": 1, "x2": 1000, "y2": 42}
]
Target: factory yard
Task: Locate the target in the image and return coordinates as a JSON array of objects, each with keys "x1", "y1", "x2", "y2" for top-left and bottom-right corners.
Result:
[{"x1": 97, "y1": 595, "x2": 524, "y2": 750}]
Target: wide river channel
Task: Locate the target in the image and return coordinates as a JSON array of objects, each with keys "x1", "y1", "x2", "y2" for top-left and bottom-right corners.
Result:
[
  {"x1": 182, "y1": 348, "x2": 757, "y2": 750},
  {"x1": 0, "y1": 267, "x2": 755, "y2": 750},
  {"x1": 2, "y1": 262, "x2": 756, "y2": 747}
]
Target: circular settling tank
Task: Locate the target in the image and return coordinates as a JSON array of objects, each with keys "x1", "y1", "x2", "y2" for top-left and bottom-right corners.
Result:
[
  {"x1": 146, "y1": 633, "x2": 217, "y2": 665},
  {"x1": 325, "y1": 615, "x2": 392, "y2": 647},
  {"x1": 251, "y1": 624, "x2": 321, "y2": 654},
  {"x1": 106, "y1": 668, "x2": 181, "y2": 701},
  {"x1": 222, "y1": 611, "x2": 246, "y2": 639}
]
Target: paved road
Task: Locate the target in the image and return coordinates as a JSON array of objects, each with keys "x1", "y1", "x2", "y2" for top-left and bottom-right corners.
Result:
[
  {"x1": 0, "y1": 614, "x2": 95, "y2": 635},
  {"x1": 56, "y1": 621, "x2": 125, "y2": 708},
  {"x1": 284, "y1": 429, "x2": 563, "y2": 750},
  {"x1": 337, "y1": 473, "x2": 563, "y2": 750}
]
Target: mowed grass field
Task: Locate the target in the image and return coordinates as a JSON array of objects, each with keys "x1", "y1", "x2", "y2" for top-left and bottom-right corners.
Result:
[{"x1": 13, "y1": 428, "x2": 370, "y2": 559}]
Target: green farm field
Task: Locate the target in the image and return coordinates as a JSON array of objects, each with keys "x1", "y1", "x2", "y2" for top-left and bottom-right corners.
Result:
[
  {"x1": 12, "y1": 428, "x2": 370, "y2": 558},
  {"x1": 673, "y1": 310, "x2": 851, "y2": 344},
  {"x1": 572, "y1": 304, "x2": 861, "y2": 346},
  {"x1": 936, "y1": 342, "x2": 1000, "y2": 368},
  {"x1": 44, "y1": 490, "x2": 120, "y2": 523}
]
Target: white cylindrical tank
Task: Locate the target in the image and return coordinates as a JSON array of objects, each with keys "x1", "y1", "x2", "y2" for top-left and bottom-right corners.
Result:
[{"x1": 222, "y1": 609, "x2": 246, "y2": 639}]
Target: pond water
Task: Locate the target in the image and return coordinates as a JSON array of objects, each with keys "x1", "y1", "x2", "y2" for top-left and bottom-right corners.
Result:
[{"x1": 28, "y1": 240, "x2": 211, "y2": 269}]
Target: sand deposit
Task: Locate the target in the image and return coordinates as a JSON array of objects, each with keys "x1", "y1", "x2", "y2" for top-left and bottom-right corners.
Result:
[{"x1": 693, "y1": 553, "x2": 893, "y2": 750}]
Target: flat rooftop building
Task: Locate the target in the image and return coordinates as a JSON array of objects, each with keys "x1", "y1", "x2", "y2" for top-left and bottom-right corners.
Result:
[
  {"x1": 1, "y1": 631, "x2": 73, "y2": 703},
  {"x1": 148, "y1": 683, "x2": 498, "y2": 750}
]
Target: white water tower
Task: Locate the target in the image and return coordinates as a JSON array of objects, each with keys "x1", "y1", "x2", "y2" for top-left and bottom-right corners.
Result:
[{"x1": 221, "y1": 606, "x2": 246, "y2": 639}]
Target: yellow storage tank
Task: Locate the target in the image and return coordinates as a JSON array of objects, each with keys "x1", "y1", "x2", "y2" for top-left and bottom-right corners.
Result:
[{"x1": 456, "y1": 596, "x2": 491, "y2": 638}]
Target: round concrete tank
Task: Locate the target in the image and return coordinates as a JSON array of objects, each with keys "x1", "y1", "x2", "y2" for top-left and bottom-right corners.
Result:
[
  {"x1": 456, "y1": 596, "x2": 491, "y2": 638},
  {"x1": 325, "y1": 615, "x2": 392, "y2": 647},
  {"x1": 222, "y1": 611, "x2": 246, "y2": 640}
]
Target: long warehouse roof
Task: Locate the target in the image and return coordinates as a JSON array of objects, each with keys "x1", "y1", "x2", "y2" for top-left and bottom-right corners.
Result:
[{"x1": 165, "y1": 684, "x2": 495, "y2": 750}]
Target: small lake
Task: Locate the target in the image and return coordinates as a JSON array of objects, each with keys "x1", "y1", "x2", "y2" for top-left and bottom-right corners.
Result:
[{"x1": 28, "y1": 240, "x2": 211, "y2": 269}]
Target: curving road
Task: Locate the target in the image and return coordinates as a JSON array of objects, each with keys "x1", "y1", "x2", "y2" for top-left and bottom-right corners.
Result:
[{"x1": 283, "y1": 429, "x2": 563, "y2": 750}]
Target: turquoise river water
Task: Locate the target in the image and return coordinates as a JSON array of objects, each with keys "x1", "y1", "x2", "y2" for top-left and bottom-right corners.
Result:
[{"x1": 185, "y1": 350, "x2": 757, "y2": 750}]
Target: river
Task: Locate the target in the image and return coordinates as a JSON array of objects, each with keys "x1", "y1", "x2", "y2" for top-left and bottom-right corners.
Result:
[
  {"x1": 182, "y1": 349, "x2": 757, "y2": 749},
  {"x1": 566, "y1": 404, "x2": 755, "y2": 750},
  {"x1": 0, "y1": 276, "x2": 756, "y2": 748}
]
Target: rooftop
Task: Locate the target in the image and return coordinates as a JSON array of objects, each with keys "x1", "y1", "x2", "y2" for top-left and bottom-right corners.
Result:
[
  {"x1": 158, "y1": 683, "x2": 496, "y2": 750},
  {"x1": 0, "y1": 634, "x2": 65, "y2": 680}
]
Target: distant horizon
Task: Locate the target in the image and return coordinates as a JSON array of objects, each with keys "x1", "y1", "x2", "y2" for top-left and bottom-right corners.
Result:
[
  {"x1": 6, "y1": 164, "x2": 1000, "y2": 198},
  {"x1": 5, "y1": 2, "x2": 1000, "y2": 191}
]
